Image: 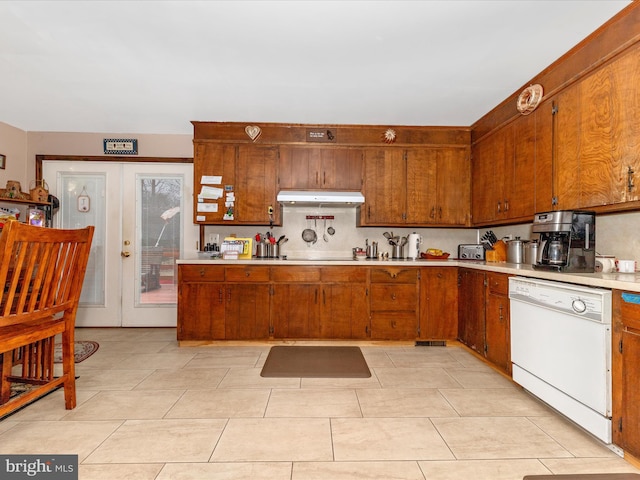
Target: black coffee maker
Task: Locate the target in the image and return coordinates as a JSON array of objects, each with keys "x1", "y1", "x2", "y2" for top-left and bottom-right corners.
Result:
[{"x1": 532, "y1": 210, "x2": 596, "y2": 272}]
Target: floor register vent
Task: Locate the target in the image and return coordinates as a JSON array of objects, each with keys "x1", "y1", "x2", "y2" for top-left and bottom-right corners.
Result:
[{"x1": 415, "y1": 341, "x2": 447, "y2": 347}]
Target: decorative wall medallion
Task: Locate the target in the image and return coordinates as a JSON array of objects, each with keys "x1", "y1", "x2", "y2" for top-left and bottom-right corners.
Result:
[
  {"x1": 517, "y1": 84, "x2": 544, "y2": 115},
  {"x1": 383, "y1": 128, "x2": 397, "y2": 143},
  {"x1": 245, "y1": 125, "x2": 262, "y2": 141}
]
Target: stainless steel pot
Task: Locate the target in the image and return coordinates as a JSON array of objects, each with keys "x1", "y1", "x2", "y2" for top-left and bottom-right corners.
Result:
[{"x1": 506, "y1": 238, "x2": 526, "y2": 264}]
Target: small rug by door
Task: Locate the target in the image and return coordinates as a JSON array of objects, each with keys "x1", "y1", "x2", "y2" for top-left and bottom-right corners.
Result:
[
  {"x1": 54, "y1": 341, "x2": 99, "y2": 364},
  {"x1": 260, "y1": 346, "x2": 371, "y2": 378}
]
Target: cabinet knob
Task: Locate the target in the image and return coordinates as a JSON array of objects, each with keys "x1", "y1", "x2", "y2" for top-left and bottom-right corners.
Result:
[
  {"x1": 391, "y1": 293, "x2": 396, "y2": 300},
  {"x1": 199, "y1": 269, "x2": 205, "y2": 276},
  {"x1": 246, "y1": 271, "x2": 250, "y2": 277}
]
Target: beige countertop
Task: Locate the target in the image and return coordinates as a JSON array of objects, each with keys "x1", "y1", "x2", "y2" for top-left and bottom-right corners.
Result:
[{"x1": 177, "y1": 254, "x2": 640, "y2": 293}]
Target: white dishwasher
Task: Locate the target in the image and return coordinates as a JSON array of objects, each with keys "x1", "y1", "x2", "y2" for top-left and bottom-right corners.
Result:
[{"x1": 509, "y1": 277, "x2": 612, "y2": 443}]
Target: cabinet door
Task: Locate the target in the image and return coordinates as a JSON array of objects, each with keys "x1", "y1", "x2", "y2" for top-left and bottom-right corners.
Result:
[
  {"x1": 436, "y1": 148, "x2": 470, "y2": 225},
  {"x1": 535, "y1": 103, "x2": 554, "y2": 213},
  {"x1": 320, "y1": 284, "x2": 369, "y2": 339},
  {"x1": 278, "y1": 146, "x2": 319, "y2": 189},
  {"x1": 224, "y1": 284, "x2": 271, "y2": 340},
  {"x1": 619, "y1": 329, "x2": 640, "y2": 456},
  {"x1": 235, "y1": 145, "x2": 279, "y2": 224},
  {"x1": 406, "y1": 148, "x2": 436, "y2": 224},
  {"x1": 362, "y1": 148, "x2": 406, "y2": 225},
  {"x1": 485, "y1": 291, "x2": 511, "y2": 375},
  {"x1": 271, "y1": 284, "x2": 321, "y2": 338},
  {"x1": 610, "y1": 46, "x2": 640, "y2": 204},
  {"x1": 193, "y1": 143, "x2": 236, "y2": 224},
  {"x1": 579, "y1": 64, "x2": 617, "y2": 208},
  {"x1": 553, "y1": 86, "x2": 581, "y2": 210},
  {"x1": 457, "y1": 269, "x2": 485, "y2": 353},
  {"x1": 509, "y1": 114, "x2": 536, "y2": 220},
  {"x1": 420, "y1": 268, "x2": 458, "y2": 340},
  {"x1": 321, "y1": 148, "x2": 364, "y2": 191},
  {"x1": 178, "y1": 282, "x2": 225, "y2": 340},
  {"x1": 471, "y1": 139, "x2": 497, "y2": 224}
]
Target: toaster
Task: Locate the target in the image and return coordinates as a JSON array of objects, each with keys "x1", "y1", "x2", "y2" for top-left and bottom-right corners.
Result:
[{"x1": 458, "y1": 244, "x2": 485, "y2": 260}]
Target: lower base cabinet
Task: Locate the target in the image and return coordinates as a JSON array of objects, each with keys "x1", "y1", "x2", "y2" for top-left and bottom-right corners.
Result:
[
  {"x1": 370, "y1": 267, "x2": 419, "y2": 340},
  {"x1": 458, "y1": 268, "x2": 486, "y2": 353},
  {"x1": 613, "y1": 289, "x2": 640, "y2": 458},
  {"x1": 177, "y1": 264, "x2": 483, "y2": 343},
  {"x1": 485, "y1": 272, "x2": 511, "y2": 375},
  {"x1": 419, "y1": 267, "x2": 458, "y2": 339},
  {"x1": 457, "y1": 268, "x2": 511, "y2": 376}
]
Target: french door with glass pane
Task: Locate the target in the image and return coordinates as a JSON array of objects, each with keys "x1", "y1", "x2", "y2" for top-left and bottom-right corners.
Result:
[{"x1": 42, "y1": 161, "x2": 195, "y2": 327}]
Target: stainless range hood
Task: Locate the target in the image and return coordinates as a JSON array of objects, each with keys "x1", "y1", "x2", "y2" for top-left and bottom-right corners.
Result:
[{"x1": 277, "y1": 190, "x2": 365, "y2": 206}]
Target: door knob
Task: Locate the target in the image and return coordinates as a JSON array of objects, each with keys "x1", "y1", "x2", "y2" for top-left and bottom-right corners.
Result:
[{"x1": 121, "y1": 251, "x2": 131, "y2": 257}]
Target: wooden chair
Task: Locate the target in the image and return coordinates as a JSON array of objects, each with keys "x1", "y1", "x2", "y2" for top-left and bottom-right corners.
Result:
[{"x1": 0, "y1": 221, "x2": 94, "y2": 418}]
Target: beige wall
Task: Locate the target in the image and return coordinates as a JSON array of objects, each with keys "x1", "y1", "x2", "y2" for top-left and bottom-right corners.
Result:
[
  {"x1": 26, "y1": 131, "x2": 193, "y2": 182},
  {"x1": 0, "y1": 122, "x2": 29, "y2": 189}
]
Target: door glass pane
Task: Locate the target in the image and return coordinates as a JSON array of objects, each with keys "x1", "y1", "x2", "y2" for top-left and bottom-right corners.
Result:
[
  {"x1": 137, "y1": 174, "x2": 183, "y2": 306},
  {"x1": 59, "y1": 173, "x2": 106, "y2": 306}
]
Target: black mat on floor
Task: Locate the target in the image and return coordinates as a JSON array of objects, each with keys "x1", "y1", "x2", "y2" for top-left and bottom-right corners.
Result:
[{"x1": 260, "y1": 346, "x2": 371, "y2": 378}]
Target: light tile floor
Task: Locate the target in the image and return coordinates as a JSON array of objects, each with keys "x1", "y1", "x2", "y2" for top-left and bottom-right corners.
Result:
[{"x1": 1, "y1": 328, "x2": 640, "y2": 480}]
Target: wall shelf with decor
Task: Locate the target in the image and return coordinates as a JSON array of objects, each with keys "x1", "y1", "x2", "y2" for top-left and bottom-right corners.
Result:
[{"x1": 0, "y1": 197, "x2": 52, "y2": 228}]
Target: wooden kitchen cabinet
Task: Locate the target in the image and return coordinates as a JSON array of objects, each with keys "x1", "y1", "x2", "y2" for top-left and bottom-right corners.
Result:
[
  {"x1": 484, "y1": 272, "x2": 511, "y2": 375},
  {"x1": 361, "y1": 148, "x2": 407, "y2": 225},
  {"x1": 550, "y1": 45, "x2": 640, "y2": 211},
  {"x1": 192, "y1": 142, "x2": 280, "y2": 225},
  {"x1": 271, "y1": 266, "x2": 322, "y2": 338},
  {"x1": 471, "y1": 119, "x2": 536, "y2": 225},
  {"x1": 370, "y1": 267, "x2": 419, "y2": 340},
  {"x1": 457, "y1": 268, "x2": 485, "y2": 353},
  {"x1": 177, "y1": 265, "x2": 226, "y2": 340},
  {"x1": 235, "y1": 145, "x2": 280, "y2": 224},
  {"x1": 192, "y1": 143, "x2": 236, "y2": 224},
  {"x1": 279, "y1": 146, "x2": 364, "y2": 191},
  {"x1": 419, "y1": 267, "x2": 458, "y2": 340},
  {"x1": 363, "y1": 147, "x2": 470, "y2": 226},
  {"x1": 612, "y1": 289, "x2": 640, "y2": 458},
  {"x1": 224, "y1": 266, "x2": 271, "y2": 340},
  {"x1": 319, "y1": 267, "x2": 369, "y2": 339},
  {"x1": 406, "y1": 148, "x2": 470, "y2": 225}
]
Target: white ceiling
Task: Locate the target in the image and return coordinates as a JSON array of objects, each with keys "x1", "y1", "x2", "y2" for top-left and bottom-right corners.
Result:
[{"x1": 0, "y1": 0, "x2": 631, "y2": 135}]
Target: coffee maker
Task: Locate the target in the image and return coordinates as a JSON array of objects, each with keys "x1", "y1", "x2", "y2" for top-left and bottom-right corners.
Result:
[{"x1": 532, "y1": 210, "x2": 596, "y2": 272}]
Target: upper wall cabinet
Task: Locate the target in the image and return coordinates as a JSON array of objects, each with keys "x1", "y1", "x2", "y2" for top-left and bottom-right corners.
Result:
[
  {"x1": 471, "y1": 116, "x2": 538, "y2": 225},
  {"x1": 193, "y1": 141, "x2": 280, "y2": 225},
  {"x1": 192, "y1": 122, "x2": 470, "y2": 228},
  {"x1": 279, "y1": 146, "x2": 363, "y2": 191},
  {"x1": 552, "y1": 45, "x2": 640, "y2": 211},
  {"x1": 361, "y1": 146, "x2": 470, "y2": 227}
]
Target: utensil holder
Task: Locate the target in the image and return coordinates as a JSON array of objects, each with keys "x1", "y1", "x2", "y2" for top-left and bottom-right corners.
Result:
[
  {"x1": 392, "y1": 245, "x2": 404, "y2": 259},
  {"x1": 256, "y1": 243, "x2": 269, "y2": 258}
]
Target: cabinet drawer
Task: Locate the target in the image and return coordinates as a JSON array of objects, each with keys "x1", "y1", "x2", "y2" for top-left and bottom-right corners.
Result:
[
  {"x1": 371, "y1": 312, "x2": 418, "y2": 340},
  {"x1": 619, "y1": 291, "x2": 640, "y2": 331},
  {"x1": 271, "y1": 266, "x2": 321, "y2": 283},
  {"x1": 487, "y1": 272, "x2": 510, "y2": 296},
  {"x1": 321, "y1": 267, "x2": 367, "y2": 283},
  {"x1": 179, "y1": 265, "x2": 225, "y2": 282},
  {"x1": 225, "y1": 266, "x2": 270, "y2": 282},
  {"x1": 370, "y1": 267, "x2": 418, "y2": 284},
  {"x1": 371, "y1": 284, "x2": 418, "y2": 311}
]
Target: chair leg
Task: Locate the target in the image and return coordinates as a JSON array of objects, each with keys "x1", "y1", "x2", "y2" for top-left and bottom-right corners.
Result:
[
  {"x1": 61, "y1": 327, "x2": 76, "y2": 410},
  {"x1": 0, "y1": 353, "x2": 12, "y2": 404}
]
